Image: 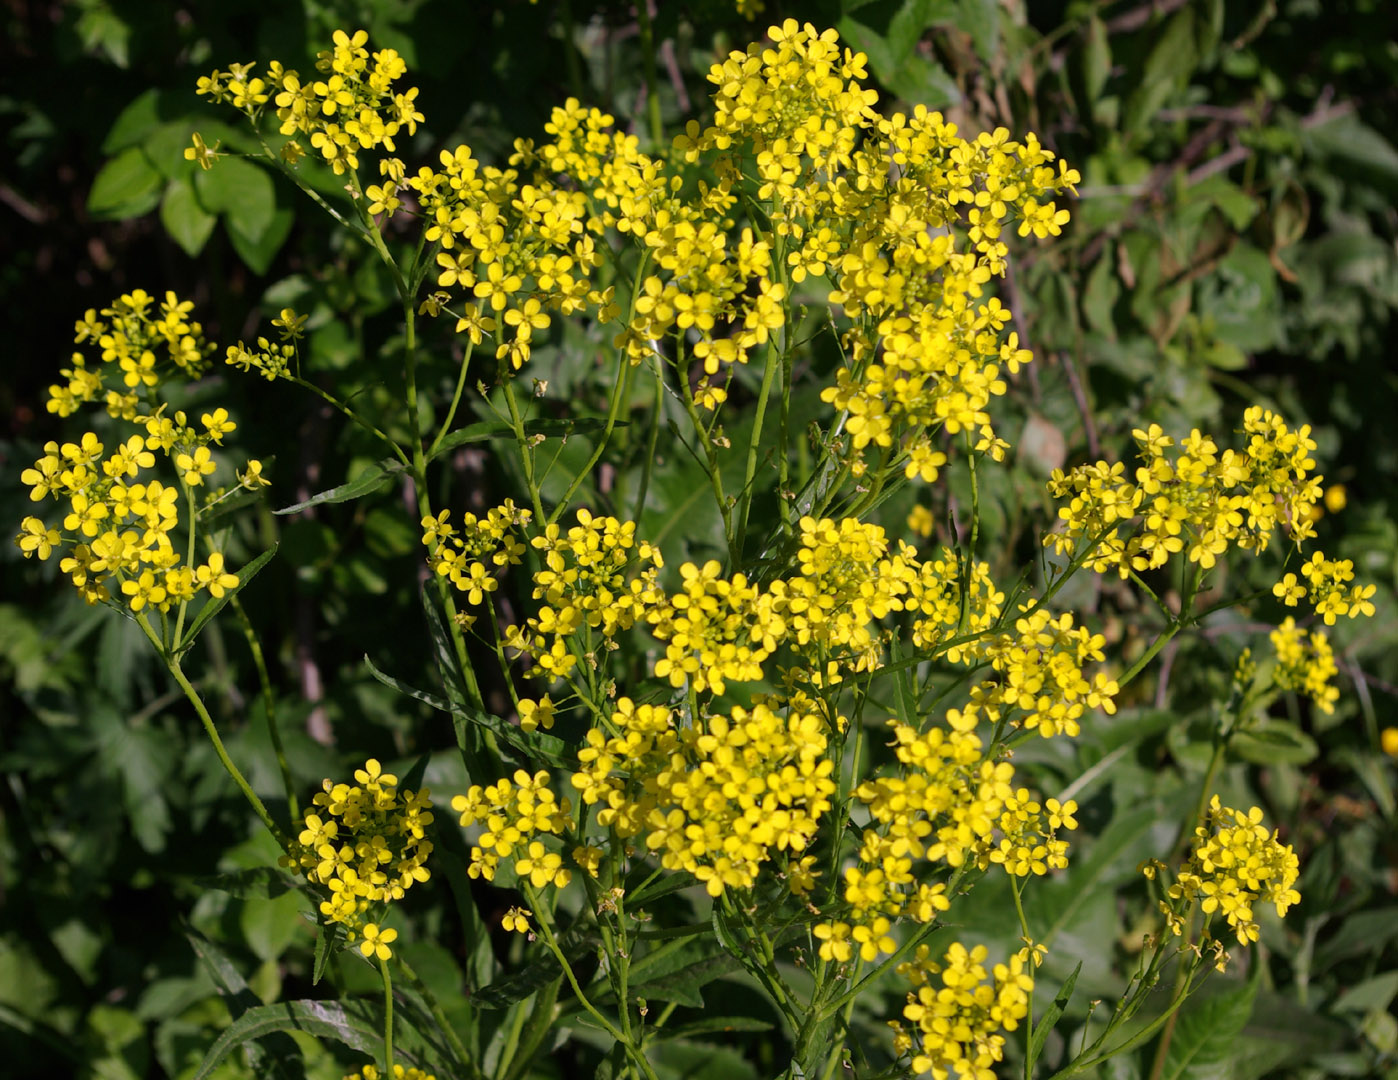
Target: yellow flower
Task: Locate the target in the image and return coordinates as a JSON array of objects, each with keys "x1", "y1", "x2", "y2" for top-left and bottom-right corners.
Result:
[
  {"x1": 184, "y1": 132, "x2": 221, "y2": 170},
  {"x1": 359, "y1": 923, "x2": 397, "y2": 961},
  {"x1": 501, "y1": 907, "x2": 532, "y2": 934}
]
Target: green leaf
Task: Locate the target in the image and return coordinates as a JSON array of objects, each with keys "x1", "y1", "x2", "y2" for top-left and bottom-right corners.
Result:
[
  {"x1": 1230, "y1": 719, "x2": 1318, "y2": 766},
  {"x1": 652, "y1": 1016, "x2": 774, "y2": 1041},
  {"x1": 1160, "y1": 963, "x2": 1260, "y2": 1080},
  {"x1": 160, "y1": 176, "x2": 217, "y2": 256},
  {"x1": 194, "y1": 158, "x2": 276, "y2": 243},
  {"x1": 312, "y1": 917, "x2": 341, "y2": 987},
  {"x1": 88, "y1": 147, "x2": 163, "y2": 219},
  {"x1": 650, "y1": 1040, "x2": 761, "y2": 1080},
  {"x1": 1313, "y1": 906, "x2": 1398, "y2": 972},
  {"x1": 1082, "y1": 15, "x2": 1111, "y2": 105},
  {"x1": 192, "y1": 1000, "x2": 386, "y2": 1080},
  {"x1": 176, "y1": 545, "x2": 278, "y2": 656},
  {"x1": 363, "y1": 654, "x2": 451, "y2": 712},
  {"x1": 1123, "y1": 9, "x2": 1196, "y2": 137},
  {"x1": 1028, "y1": 962, "x2": 1080, "y2": 1072},
  {"x1": 228, "y1": 205, "x2": 294, "y2": 275},
  {"x1": 625, "y1": 944, "x2": 742, "y2": 1008},
  {"x1": 1305, "y1": 113, "x2": 1398, "y2": 193},
  {"x1": 193, "y1": 867, "x2": 299, "y2": 900},
  {"x1": 240, "y1": 889, "x2": 307, "y2": 963},
  {"x1": 1333, "y1": 971, "x2": 1398, "y2": 1014},
  {"x1": 102, "y1": 89, "x2": 165, "y2": 153},
  {"x1": 427, "y1": 415, "x2": 617, "y2": 462},
  {"x1": 629, "y1": 873, "x2": 698, "y2": 908},
  {"x1": 470, "y1": 930, "x2": 597, "y2": 1010},
  {"x1": 184, "y1": 925, "x2": 258, "y2": 1010},
  {"x1": 452, "y1": 703, "x2": 574, "y2": 771},
  {"x1": 274, "y1": 461, "x2": 404, "y2": 515}
]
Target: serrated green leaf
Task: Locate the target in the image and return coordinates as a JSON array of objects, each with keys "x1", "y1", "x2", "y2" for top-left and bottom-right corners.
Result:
[
  {"x1": 161, "y1": 176, "x2": 217, "y2": 256},
  {"x1": 89, "y1": 147, "x2": 163, "y2": 219},
  {"x1": 184, "y1": 925, "x2": 257, "y2": 1009},
  {"x1": 312, "y1": 917, "x2": 340, "y2": 987},
  {"x1": 176, "y1": 545, "x2": 278, "y2": 656},
  {"x1": 625, "y1": 945, "x2": 742, "y2": 1008},
  {"x1": 275, "y1": 461, "x2": 404, "y2": 515}
]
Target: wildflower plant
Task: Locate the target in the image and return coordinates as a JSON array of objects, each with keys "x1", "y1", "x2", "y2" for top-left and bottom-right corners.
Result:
[{"x1": 15, "y1": 18, "x2": 1380, "y2": 1080}]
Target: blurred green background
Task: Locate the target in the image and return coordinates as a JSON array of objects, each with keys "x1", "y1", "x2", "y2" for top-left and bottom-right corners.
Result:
[{"x1": 2, "y1": 1, "x2": 1396, "y2": 1077}]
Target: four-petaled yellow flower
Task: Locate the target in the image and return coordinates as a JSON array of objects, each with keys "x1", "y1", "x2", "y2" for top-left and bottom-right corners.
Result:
[{"x1": 359, "y1": 923, "x2": 397, "y2": 961}]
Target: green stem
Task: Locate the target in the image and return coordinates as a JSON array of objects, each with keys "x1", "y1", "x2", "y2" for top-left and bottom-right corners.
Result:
[
  {"x1": 397, "y1": 955, "x2": 480, "y2": 1080},
  {"x1": 380, "y1": 954, "x2": 395, "y2": 1076},
  {"x1": 230, "y1": 595, "x2": 297, "y2": 819},
  {"x1": 634, "y1": 0, "x2": 665, "y2": 149},
  {"x1": 502, "y1": 377, "x2": 548, "y2": 525},
  {"x1": 174, "y1": 481, "x2": 198, "y2": 646},
  {"x1": 549, "y1": 349, "x2": 633, "y2": 525},
  {"x1": 137, "y1": 614, "x2": 285, "y2": 845},
  {"x1": 287, "y1": 374, "x2": 410, "y2": 468},
  {"x1": 523, "y1": 885, "x2": 659, "y2": 1080},
  {"x1": 1011, "y1": 877, "x2": 1036, "y2": 1080},
  {"x1": 632, "y1": 358, "x2": 664, "y2": 525},
  {"x1": 778, "y1": 341, "x2": 793, "y2": 529},
  {"x1": 966, "y1": 435, "x2": 981, "y2": 555},
  {"x1": 734, "y1": 337, "x2": 782, "y2": 560},
  {"x1": 427, "y1": 338, "x2": 476, "y2": 459}
]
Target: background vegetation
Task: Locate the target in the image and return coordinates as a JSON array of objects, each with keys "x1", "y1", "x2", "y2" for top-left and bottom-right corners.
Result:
[{"x1": 2, "y1": 0, "x2": 1396, "y2": 1077}]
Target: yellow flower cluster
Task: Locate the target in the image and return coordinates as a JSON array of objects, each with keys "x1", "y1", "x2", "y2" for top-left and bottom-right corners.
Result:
[
  {"x1": 647, "y1": 521, "x2": 1010, "y2": 697},
  {"x1": 676, "y1": 20, "x2": 1077, "y2": 468},
  {"x1": 225, "y1": 336, "x2": 297, "y2": 381},
  {"x1": 905, "y1": 547, "x2": 1004, "y2": 654},
  {"x1": 570, "y1": 697, "x2": 836, "y2": 897},
  {"x1": 646, "y1": 560, "x2": 783, "y2": 694},
  {"x1": 49, "y1": 290, "x2": 212, "y2": 419},
  {"x1": 1272, "y1": 549, "x2": 1376, "y2": 626},
  {"x1": 199, "y1": 29, "x2": 423, "y2": 175},
  {"x1": 342, "y1": 1065, "x2": 437, "y2": 1080},
  {"x1": 854, "y1": 718, "x2": 1076, "y2": 881},
  {"x1": 505, "y1": 510, "x2": 663, "y2": 680},
  {"x1": 422, "y1": 503, "x2": 530, "y2": 606},
  {"x1": 16, "y1": 295, "x2": 271, "y2": 616},
  {"x1": 1049, "y1": 410, "x2": 1376, "y2": 622},
  {"x1": 1151, "y1": 797, "x2": 1301, "y2": 947},
  {"x1": 1269, "y1": 617, "x2": 1339, "y2": 714},
  {"x1": 961, "y1": 608, "x2": 1119, "y2": 738},
  {"x1": 410, "y1": 113, "x2": 613, "y2": 371},
  {"x1": 778, "y1": 516, "x2": 917, "y2": 675},
  {"x1": 829, "y1": 716, "x2": 1075, "y2": 962},
  {"x1": 18, "y1": 419, "x2": 245, "y2": 611},
  {"x1": 281, "y1": 760, "x2": 434, "y2": 959},
  {"x1": 451, "y1": 769, "x2": 573, "y2": 888},
  {"x1": 889, "y1": 941, "x2": 1034, "y2": 1080}
]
